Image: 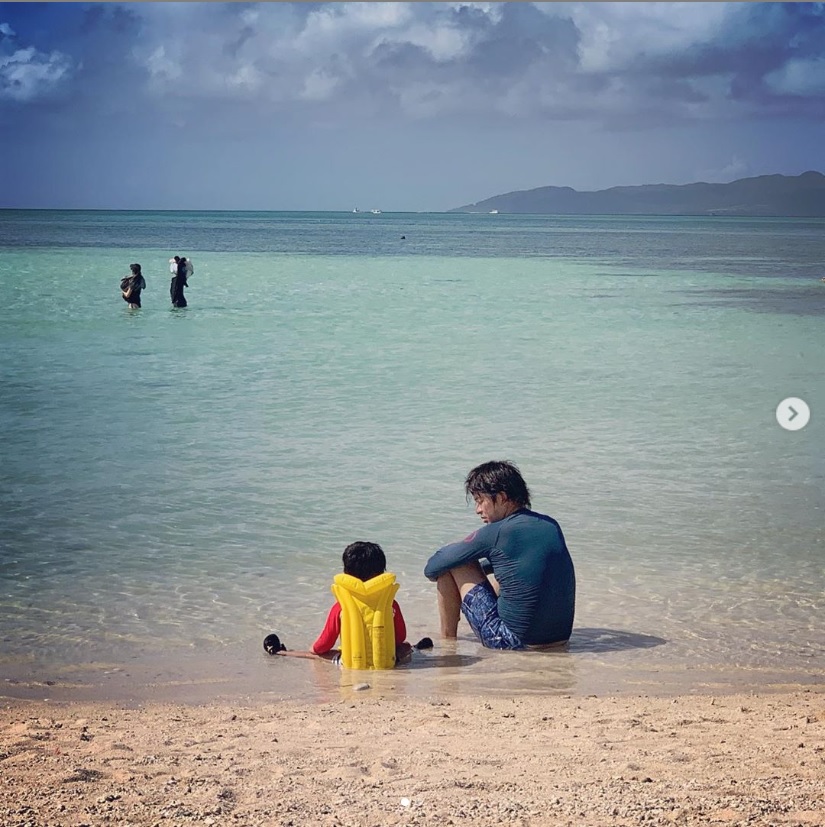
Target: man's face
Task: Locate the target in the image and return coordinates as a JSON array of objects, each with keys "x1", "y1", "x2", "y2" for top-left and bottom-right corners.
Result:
[{"x1": 473, "y1": 493, "x2": 511, "y2": 524}]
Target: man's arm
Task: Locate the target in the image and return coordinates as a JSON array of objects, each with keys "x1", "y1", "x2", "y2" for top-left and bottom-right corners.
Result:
[{"x1": 424, "y1": 523, "x2": 500, "y2": 581}]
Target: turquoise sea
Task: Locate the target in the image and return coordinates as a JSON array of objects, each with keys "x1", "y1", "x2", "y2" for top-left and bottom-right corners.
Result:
[{"x1": 0, "y1": 210, "x2": 823, "y2": 703}]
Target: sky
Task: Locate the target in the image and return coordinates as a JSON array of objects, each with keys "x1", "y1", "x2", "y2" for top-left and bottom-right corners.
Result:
[{"x1": 1, "y1": 1, "x2": 825, "y2": 211}]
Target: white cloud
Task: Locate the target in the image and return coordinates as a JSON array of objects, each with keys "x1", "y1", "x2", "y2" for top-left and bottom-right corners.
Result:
[
  {"x1": 105, "y1": 3, "x2": 825, "y2": 126},
  {"x1": 292, "y1": 2, "x2": 413, "y2": 57},
  {"x1": 697, "y1": 154, "x2": 750, "y2": 183},
  {"x1": 380, "y1": 21, "x2": 473, "y2": 62},
  {"x1": 0, "y1": 23, "x2": 72, "y2": 102},
  {"x1": 719, "y1": 154, "x2": 749, "y2": 180},
  {"x1": 301, "y1": 68, "x2": 340, "y2": 102},
  {"x1": 766, "y1": 57, "x2": 825, "y2": 96},
  {"x1": 145, "y1": 45, "x2": 182, "y2": 84},
  {"x1": 133, "y1": 2, "x2": 495, "y2": 105},
  {"x1": 544, "y1": 2, "x2": 733, "y2": 73},
  {"x1": 226, "y1": 63, "x2": 263, "y2": 94}
]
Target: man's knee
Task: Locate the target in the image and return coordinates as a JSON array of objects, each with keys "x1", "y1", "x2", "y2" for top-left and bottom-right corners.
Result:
[{"x1": 446, "y1": 562, "x2": 487, "y2": 599}]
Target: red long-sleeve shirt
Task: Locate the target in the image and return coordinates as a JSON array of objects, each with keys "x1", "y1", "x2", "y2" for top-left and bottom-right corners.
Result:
[{"x1": 312, "y1": 601, "x2": 407, "y2": 655}]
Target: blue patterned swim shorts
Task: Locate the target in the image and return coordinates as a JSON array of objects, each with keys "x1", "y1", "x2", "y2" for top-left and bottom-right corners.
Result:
[{"x1": 461, "y1": 582, "x2": 524, "y2": 650}]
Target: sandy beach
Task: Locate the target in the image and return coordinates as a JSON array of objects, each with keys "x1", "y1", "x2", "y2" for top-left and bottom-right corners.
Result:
[{"x1": 2, "y1": 686, "x2": 823, "y2": 827}]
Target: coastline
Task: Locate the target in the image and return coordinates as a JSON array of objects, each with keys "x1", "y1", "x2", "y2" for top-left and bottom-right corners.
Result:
[
  {"x1": 2, "y1": 688, "x2": 822, "y2": 826},
  {"x1": 3, "y1": 633, "x2": 824, "y2": 708}
]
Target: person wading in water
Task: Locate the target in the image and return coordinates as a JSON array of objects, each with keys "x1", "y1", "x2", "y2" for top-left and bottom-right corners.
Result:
[
  {"x1": 120, "y1": 263, "x2": 146, "y2": 309},
  {"x1": 170, "y1": 255, "x2": 191, "y2": 308}
]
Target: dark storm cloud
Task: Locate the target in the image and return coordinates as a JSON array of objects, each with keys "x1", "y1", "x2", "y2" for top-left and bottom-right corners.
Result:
[
  {"x1": 4, "y1": 2, "x2": 825, "y2": 124},
  {"x1": 627, "y1": 3, "x2": 825, "y2": 118}
]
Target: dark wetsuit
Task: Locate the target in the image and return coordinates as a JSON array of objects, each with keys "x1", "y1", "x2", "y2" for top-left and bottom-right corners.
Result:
[
  {"x1": 170, "y1": 261, "x2": 188, "y2": 307},
  {"x1": 424, "y1": 509, "x2": 575, "y2": 645}
]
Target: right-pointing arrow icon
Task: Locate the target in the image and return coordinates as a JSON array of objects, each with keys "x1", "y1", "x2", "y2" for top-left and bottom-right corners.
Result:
[{"x1": 776, "y1": 398, "x2": 810, "y2": 431}]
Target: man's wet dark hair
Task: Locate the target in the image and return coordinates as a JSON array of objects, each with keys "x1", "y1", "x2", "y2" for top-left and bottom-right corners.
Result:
[
  {"x1": 465, "y1": 460, "x2": 531, "y2": 509},
  {"x1": 342, "y1": 541, "x2": 387, "y2": 581}
]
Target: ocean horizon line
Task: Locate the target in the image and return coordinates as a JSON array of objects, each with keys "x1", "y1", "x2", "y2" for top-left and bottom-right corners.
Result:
[
  {"x1": 0, "y1": 206, "x2": 438, "y2": 215},
  {"x1": 2, "y1": 207, "x2": 823, "y2": 221}
]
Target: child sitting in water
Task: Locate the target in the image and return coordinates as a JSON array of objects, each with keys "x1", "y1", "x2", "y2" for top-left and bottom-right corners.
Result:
[{"x1": 264, "y1": 541, "x2": 426, "y2": 665}]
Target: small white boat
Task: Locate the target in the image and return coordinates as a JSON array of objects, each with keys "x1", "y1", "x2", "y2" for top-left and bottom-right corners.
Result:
[
  {"x1": 489, "y1": 209, "x2": 499, "y2": 214},
  {"x1": 370, "y1": 209, "x2": 382, "y2": 214}
]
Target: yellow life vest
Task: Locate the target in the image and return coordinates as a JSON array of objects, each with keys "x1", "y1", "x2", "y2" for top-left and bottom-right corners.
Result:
[{"x1": 331, "y1": 572, "x2": 399, "y2": 670}]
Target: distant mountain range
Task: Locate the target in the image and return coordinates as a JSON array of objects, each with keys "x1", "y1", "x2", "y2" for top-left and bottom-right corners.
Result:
[{"x1": 450, "y1": 171, "x2": 825, "y2": 217}]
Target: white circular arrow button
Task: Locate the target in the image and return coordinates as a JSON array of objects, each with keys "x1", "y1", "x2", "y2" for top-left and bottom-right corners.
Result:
[{"x1": 776, "y1": 397, "x2": 810, "y2": 431}]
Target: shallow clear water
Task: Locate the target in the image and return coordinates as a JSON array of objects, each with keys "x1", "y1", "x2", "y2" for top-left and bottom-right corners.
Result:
[{"x1": 0, "y1": 210, "x2": 823, "y2": 701}]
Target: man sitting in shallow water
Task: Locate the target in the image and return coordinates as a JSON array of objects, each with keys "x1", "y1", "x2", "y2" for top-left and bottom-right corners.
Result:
[{"x1": 424, "y1": 460, "x2": 575, "y2": 650}]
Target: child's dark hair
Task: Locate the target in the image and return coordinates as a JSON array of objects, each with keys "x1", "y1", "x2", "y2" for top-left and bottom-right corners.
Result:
[
  {"x1": 342, "y1": 541, "x2": 386, "y2": 581},
  {"x1": 465, "y1": 460, "x2": 531, "y2": 509}
]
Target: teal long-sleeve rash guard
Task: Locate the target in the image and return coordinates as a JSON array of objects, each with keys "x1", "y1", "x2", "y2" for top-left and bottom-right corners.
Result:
[{"x1": 424, "y1": 509, "x2": 576, "y2": 645}]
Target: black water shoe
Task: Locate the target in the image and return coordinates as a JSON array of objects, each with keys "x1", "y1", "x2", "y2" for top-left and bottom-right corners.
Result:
[{"x1": 263, "y1": 633, "x2": 287, "y2": 654}]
